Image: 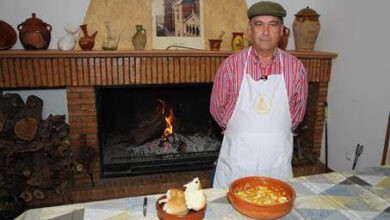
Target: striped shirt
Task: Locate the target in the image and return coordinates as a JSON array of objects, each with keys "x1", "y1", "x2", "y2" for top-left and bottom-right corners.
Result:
[{"x1": 210, "y1": 47, "x2": 308, "y2": 130}]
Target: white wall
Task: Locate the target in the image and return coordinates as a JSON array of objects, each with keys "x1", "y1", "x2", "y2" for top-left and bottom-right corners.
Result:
[
  {"x1": 315, "y1": 0, "x2": 390, "y2": 171},
  {"x1": 1, "y1": 0, "x2": 389, "y2": 172}
]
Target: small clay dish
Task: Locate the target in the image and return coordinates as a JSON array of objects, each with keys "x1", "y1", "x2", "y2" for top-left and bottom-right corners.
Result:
[
  {"x1": 227, "y1": 176, "x2": 295, "y2": 219},
  {"x1": 156, "y1": 195, "x2": 206, "y2": 220}
]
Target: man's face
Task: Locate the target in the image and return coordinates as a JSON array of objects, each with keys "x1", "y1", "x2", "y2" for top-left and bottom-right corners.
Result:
[{"x1": 248, "y1": 15, "x2": 283, "y2": 53}]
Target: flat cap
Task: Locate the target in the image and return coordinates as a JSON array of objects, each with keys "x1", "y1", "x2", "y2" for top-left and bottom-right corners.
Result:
[{"x1": 247, "y1": 1, "x2": 286, "y2": 19}]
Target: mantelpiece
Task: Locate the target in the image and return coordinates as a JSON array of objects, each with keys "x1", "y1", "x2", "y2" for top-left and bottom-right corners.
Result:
[{"x1": 0, "y1": 49, "x2": 337, "y2": 205}]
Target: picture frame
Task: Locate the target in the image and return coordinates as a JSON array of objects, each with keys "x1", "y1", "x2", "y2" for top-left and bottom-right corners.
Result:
[{"x1": 152, "y1": 0, "x2": 205, "y2": 49}]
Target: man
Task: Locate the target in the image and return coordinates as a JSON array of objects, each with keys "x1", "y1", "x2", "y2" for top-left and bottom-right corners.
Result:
[{"x1": 210, "y1": 1, "x2": 308, "y2": 188}]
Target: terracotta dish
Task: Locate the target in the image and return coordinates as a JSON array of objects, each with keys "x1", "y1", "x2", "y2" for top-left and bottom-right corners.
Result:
[
  {"x1": 156, "y1": 195, "x2": 206, "y2": 220},
  {"x1": 0, "y1": 20, "x2": 17, "y2": 50},
  {"x1": 227, "y1": 176, "x2": 295, "y2": 219}
]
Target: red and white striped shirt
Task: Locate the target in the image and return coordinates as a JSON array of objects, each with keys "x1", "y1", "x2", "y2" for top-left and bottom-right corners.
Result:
[{"x1": 210, "y1": 47, "x2": 308, "y2": 130}]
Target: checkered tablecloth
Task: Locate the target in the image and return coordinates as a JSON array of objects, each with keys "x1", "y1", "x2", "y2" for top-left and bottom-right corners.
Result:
[{"x1": 16, "y1": 166, "x2": 390, "y2": 220}]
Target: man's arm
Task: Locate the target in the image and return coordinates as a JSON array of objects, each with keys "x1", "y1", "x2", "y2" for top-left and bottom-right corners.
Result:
[
  {"x1": 210, "y1": 62, "x2": 231, "y2": 130},
  {"x1": 291, "y1": 64, "x2": 308, "y2": 130}
]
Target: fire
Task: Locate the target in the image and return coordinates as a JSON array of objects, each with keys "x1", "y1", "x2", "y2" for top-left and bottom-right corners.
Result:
[{"x1": 163, "y1": 107, "x2": 174, "y2": 139}]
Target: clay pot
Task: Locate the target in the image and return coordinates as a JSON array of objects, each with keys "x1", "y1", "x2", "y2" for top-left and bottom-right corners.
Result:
[
  {"x1": 209, "y1": 39, "x2": 222, "y2": 51},
  {"x1": 278, "y1": 26, "x2": 290, "y2": 50},
  {"x1": 17, "y1": 13, "x2": 52, "y2": 50},
  {"x1": 78, "y1": 24, "x2": 97, "y2": 51},
  {"x1": 293, "y1": 7, "x2": 320, "y2": 51}
]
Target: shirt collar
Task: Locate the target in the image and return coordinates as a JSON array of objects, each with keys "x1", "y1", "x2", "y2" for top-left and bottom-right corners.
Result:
[{"x1": 249, "y1": 46, "x2": 280, "y2": 64}]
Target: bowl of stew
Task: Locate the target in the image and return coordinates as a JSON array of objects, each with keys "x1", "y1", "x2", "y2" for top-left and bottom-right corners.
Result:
[{"x1": 227, "y1": 176, "x2": 295, "y2": 219}]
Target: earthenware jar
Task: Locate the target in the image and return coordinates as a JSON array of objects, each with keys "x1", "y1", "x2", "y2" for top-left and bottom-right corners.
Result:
[
  {"x1": 132, "y1": 24, "x2": 146, "y2": 50},
  {"x1": 231, "y1": 32, "x2": 244, "y2": 52},
  {"x1": 293, "y1": 7, "x2": 320, "y2": 51},
  {"x1": 278, "y1": 26, "x2": 290, "y2": 50},
  {"x1": 78, "y1": 24, "x2": 97, "y2": 51},
  {"x1": 57, "y1": 24, "x2": 79, "y2": 51},
  {"x1": 17, "y1": 13, "x2": 52, "y2": 50}
]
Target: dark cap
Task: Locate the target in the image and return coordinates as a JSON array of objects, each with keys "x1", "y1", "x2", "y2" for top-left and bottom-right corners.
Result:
[{"x1": 247, "y1": 1, "x2": 287, "y2": 19}]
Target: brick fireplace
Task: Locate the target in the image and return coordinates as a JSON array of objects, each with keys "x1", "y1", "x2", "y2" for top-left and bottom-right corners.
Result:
[{"x1": 0, "y1": 49, "x2": 336, "y2": 207}]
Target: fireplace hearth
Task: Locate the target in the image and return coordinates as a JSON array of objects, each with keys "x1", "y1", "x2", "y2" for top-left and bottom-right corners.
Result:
[{"x1": 96, "y1": 84, "x2": 222, "y2": 177}]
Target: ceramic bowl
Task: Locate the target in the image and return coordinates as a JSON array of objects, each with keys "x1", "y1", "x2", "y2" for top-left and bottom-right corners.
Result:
[
  {"x1": 156, "y1": 195, "x2": 206, "y2": 220},
  {"x1": 227, "y1": 176, "x2": 295, "y2": 219}
]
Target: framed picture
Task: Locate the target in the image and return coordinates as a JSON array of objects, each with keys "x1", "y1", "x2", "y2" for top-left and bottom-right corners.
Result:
[{"x1": 152, "y1": 0, "x2": 205, "y2": 49}]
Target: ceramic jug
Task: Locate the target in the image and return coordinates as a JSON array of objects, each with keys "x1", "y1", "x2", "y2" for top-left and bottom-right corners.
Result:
[
  {"x1": 57, "y1": 24, "x2": 79, "y2": 51},
  {"x1": 102, "y1": 21, "x2": 120, "y2": 50},
  {"x1": 17, "y1": 13, "x2": 52, "y2": 50},
  {"x1": 78, "y1": 24, "x2": 97, "y2": 51},
  {"x1": 231, "y1": 32, "x2": 244, "y2": 52},
  {"x1": 132, "y1": 25, "x2": 146, "y2": 50}
]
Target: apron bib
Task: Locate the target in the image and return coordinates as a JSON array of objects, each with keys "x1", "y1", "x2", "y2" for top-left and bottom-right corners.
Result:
[{"x1": 213, "y1": 48, "x2": 293, "y2": 188}]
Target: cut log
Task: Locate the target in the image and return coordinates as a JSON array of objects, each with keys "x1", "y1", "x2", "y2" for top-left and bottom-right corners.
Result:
[
  {"x1": 0, "y1": 93, "x2": 25, "y2": 134},
  {"x1": 15, "y1": 95, "x2": 43, "y2": 122},
  {"x1": 19, "y1": 190, "x2": 33, "y2": 202},
  {"x1": 77, "y1": 133, "x2": 98, "y2": 186},
  {"x1": 37, "y1": 115, "x2": 53, "y2": 139},
  {"x1": 32, "y1": 189, "x2": 45, "y2": 200},
  {"x1": 0, "y1": 93, "x2": 25, "y2": 120},
  {"x1": 14, "y1": 117, "x2": 38, "y2": 141}
]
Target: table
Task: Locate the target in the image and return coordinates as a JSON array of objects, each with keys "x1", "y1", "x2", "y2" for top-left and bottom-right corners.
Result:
[{"x1": 16, "y1": 166, "x2": 390, "y2": 220}]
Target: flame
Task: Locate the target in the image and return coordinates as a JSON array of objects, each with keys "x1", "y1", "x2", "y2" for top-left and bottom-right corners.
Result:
[{"x1": 163, "y1": 108, "x2": 174, "y2": 139}]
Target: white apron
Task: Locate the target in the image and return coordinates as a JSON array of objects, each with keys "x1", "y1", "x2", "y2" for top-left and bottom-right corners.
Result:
[{"x1": 213, "y1": 48, "x2": 293, "y2": 189}]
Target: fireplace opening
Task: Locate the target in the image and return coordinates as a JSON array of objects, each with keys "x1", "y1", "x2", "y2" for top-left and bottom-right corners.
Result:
[{"x1": 96, "y1": 84, "x2": 222, "y2": 178}]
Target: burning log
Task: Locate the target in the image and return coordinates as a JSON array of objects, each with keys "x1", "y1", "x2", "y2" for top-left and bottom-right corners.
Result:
[{"x1": 130, "y1": 119, "x2": 165, "y2": 145}]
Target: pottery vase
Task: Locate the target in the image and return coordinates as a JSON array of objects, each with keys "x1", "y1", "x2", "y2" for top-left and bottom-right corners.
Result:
[
  {"x1": 278, "y1": 26, "x2": 290, "y2": 50},
  {"x1": 78, "y1": 24, "x2": 97, "y2": 51},
  {"x1": 293, "y1": 7, "x2": 320, "y2": 51},
  {"x1": 57, "y1": 24, "x2": 79, "y2": 51},
  {"x1": 231, "y1": 32, "x2": 244, "y2": 52},
  {"x1": 132, "y1": 25, "x2": 146, "y2": 50},
  {"x1": 102, "y1": 21, "x2": 120, "y2": 50}
]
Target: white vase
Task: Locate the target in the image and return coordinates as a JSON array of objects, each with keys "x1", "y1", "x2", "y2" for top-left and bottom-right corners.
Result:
[{"x1": 57, "y1": 24, "x2": 79, "y2": 51}]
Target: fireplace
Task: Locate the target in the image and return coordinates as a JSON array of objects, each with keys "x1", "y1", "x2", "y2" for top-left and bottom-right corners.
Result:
[
  {"x1": 96, "y1": 84, "x2": 222, "y2": 177},
  {"x1": 0, "y1": 50, "x2": 336, "y2": 205}
]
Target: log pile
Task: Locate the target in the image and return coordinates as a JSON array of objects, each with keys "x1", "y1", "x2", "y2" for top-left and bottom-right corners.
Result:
[{"x1": 0, "y1": 93, "x2": 82, "y2": 203}]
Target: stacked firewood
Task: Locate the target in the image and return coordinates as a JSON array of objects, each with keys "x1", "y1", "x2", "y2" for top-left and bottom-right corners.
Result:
[{"x1": 0, "y1": 93, "x2": 82, "y2": 203}]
